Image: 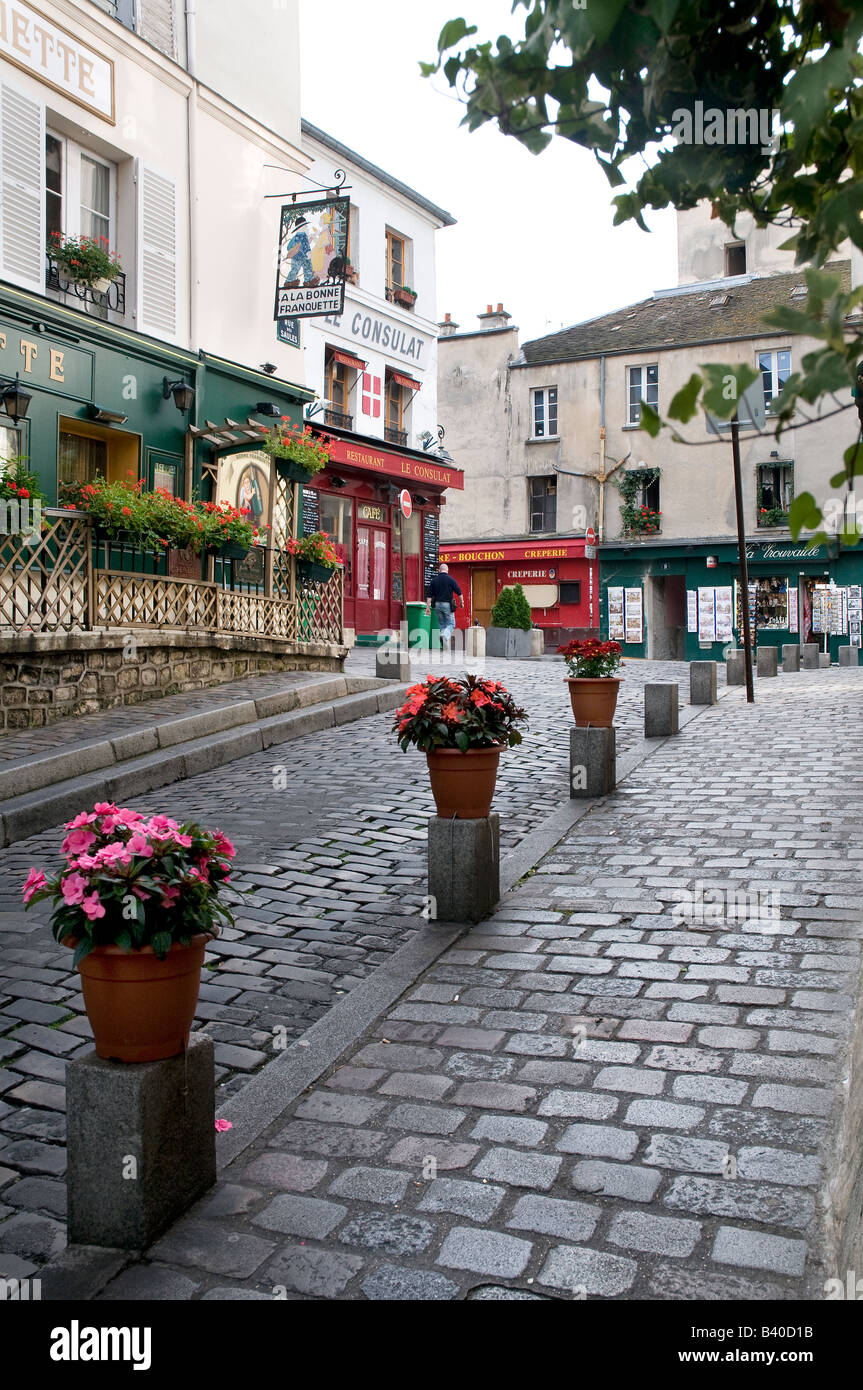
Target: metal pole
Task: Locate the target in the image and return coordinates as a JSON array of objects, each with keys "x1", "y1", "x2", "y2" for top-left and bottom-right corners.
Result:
[{"x1": 731, "y1": 416, "x2": 755, "y2": 703}]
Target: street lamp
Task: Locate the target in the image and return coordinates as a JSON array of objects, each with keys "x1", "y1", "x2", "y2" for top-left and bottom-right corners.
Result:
[
  {"x1": 0, "y1": 374, "x2": 32, "y2": 424},
  {"x1": 163, "y1": 378, "x2": 195, "y2": 413}
]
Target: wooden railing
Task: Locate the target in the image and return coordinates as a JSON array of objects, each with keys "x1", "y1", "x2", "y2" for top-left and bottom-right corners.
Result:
[{"x1": 0, "y1": 511, "x2": 344, "y2": 649}]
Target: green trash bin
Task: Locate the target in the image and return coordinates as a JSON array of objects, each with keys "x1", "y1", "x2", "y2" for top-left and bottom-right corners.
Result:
[{"x1": 406, "y1": 600, "x2": 433, "y2": 651}]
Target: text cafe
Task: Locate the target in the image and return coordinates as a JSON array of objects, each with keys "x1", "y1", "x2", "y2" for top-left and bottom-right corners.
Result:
[
  {"x1": 306, "y1": 428, "x2": 464, "y2": 644},
  {"x1": 437, "y1": 537, "x2": 599, "y2": 649}
]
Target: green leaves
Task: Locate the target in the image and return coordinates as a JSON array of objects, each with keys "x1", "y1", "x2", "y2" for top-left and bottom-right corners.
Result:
[
  {"x1": 437, "y1": 17, "x2": 477, "y2": 52},
  {"x1": 788, "y1": 492, "x2": 824, "y2": 540},
  {"x1": 151, "y1": 931, "x2": 173, "y2": 961},
  {"x1": 638, "y1": 402, "x2": 661, "y2": 437},
  {"x1": 668, "y1": 374, "x2": 703, "y2": 424}
]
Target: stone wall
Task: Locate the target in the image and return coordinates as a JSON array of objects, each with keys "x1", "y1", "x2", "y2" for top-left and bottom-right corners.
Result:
[{"x1": 0, "y1": 632, "x2": 345, "y2": 733}]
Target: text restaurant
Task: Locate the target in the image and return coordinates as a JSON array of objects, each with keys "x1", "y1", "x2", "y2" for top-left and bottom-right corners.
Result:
[
  {"x1": 437, "y1": 537, "x2": 599, "y2": 648},
  {"x1": 306, "y1": 423, "x2": 464, "y2": 642}
]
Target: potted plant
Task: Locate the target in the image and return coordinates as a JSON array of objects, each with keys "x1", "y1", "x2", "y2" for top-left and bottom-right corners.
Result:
[
  {"x1": 21, "y1": 803, "x2": 239, "y2": 1062},
  {"x1": 487, "y1": 583, "x2": 534, "y2": 658},
  {"x1": 263, "y1": 419, "x2": 331, "y2": 483},
  {"x1": 393, "y1": 284, "x2": 417, "y2": 309},
  {"x1": 288, "y1": 530, "x2": 341, "y2": 584},
  {"x1": 393, "y1": 674, "x2": 528, "y2": 818},
  {"x1": 559, "y1": 638, "x2": 624, "y2": 727},
  {"x1": 201, "y1": 501, "x2": 263, "y2": 560},
  {"x1": 0, "y1": 457, "x2": 48, "y2": 529},
  {"x1": 48, "y1": 231, "x2": 122, "y2": 292}
]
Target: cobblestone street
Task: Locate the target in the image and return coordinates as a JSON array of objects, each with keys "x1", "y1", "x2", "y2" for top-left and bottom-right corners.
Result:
[{"x1": 2, "y1": 656, "x2": 861, "y2": 1298}]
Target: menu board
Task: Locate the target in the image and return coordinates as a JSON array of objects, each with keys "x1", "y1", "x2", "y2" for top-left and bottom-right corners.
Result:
[
  {"x1": 687, "y1": 590, "x2": 698, "y2": 633},
  {"x1": 423, "y1": 511, "x2": 440, "y2": 594},
  {"x1": 607, "y1": 586, "x2": 625, "y2": 641},
  {"x1": 624, "y1": 587, "x2": 643, "y2": 644},
  {"x1": 302, "y1": 486, "x2": 321, "y2": 537}
]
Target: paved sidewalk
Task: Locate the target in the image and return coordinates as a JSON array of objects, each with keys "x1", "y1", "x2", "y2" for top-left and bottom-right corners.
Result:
[{"x1": 56, "y1": 667, "x2": 863, "y2": 1300}]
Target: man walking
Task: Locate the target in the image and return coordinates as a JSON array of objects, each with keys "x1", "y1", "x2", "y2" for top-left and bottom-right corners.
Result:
[{"x1": 426, "y1": 563, "x2": 463, "y2": 649}]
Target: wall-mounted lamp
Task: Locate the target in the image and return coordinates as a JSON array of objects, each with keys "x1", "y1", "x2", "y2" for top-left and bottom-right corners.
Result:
[
  {"x1": 0, "y1": 374, "x2": 32, "y2": 424},
  {"x1": 163, "y1": 378, "x2": 195, "y2": 413},
  {"x1": 88, "y1": 404, "x2": 128, "y2": 425},
  {"x1": 260, "y1": 363, "x2": 277, "y2": 376},
  {"x1": 254, "y1": 402, "x2": 282, "y2": 417},
  {"x1": 329, "y1": 476, "x2": 347, "y2": 488},
  {"x1": 413, "y1": 495, "x2": 429, "y2": 506}
]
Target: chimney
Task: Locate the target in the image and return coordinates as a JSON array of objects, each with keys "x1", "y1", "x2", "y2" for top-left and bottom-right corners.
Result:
[
  {"x1": 478, "y1": 302, "x2": 512, "y2": 331},
  {"x1": 438, "y1": 311, "x2": 460, "y2": 338}
]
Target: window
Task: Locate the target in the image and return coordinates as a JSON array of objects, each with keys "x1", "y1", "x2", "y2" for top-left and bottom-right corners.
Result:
[
  {"x1": 319, "y1": 493, "x2": 353, "y2": 587},
  {"x1": 325, "y1": 350, "x2": 354, "y2": 427},
  {"x1": 386, "y1": 230, "x2": 405, "y2": 289},
  {"x1": 725, "y1": 242, "x2": 746, "y2": 277},
  {"x1": 560, "y1": 581, "x2": 582, "y2": 605},
  {"x1": 59, "y1": 432, "x2": 108, "y2": 486},
  {"x1": 759, "y1": 349, "x2": 791, "y2": 409},
  {"x1": 529, "y1": 476, "x2": 557, "y2": 533},
  {"x1": 627, "y1": 364, "x2": 658, "y2": 425},
  {"x1": 385, "y1": 376, "x2": 407, "y2": 444},
  {"x1": 45, "y1": 133, "x2": 116, "y2": 249},
  {"x1": 531, "y1": 386, "x2": 558, "y2": 438},
  {"x1": 757, "y1": 461, "x2": 793, "y2": 525}
]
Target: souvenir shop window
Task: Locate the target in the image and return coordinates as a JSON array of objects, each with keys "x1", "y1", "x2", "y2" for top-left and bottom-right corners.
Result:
[{"x1": 755, "y1": 576, "x2": 789, "y2": 629}]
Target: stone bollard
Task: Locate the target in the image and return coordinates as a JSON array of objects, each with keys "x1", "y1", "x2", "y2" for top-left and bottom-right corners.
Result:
[
  {"x1": 65, "y1": 1033, "x2": 216, "y2": 1250},
  {"x1": 838, "y1": 646, "x2": 859, "y2": 667},
  {"x1": 428, "y1": 815, "x2": 499, "y2": 922},
  {"x1": 756, "y1": 646, "x2": 778, "y2": 678},
  {"x1": 570, "y1": 726, "x2": 616, "y2": 797},
  {"x1": 464, "y1": 625, "x2": 486, "y2": 660},
  {"x1": 644, "y1": 683, "x2": 679, "y2": 738},
  {"x1": 689, "y1": 661, "x2": 717, "y2": 705},
  {"x1": 725, "y1": 651, "x2": 746, "y2": 686},
  {"x1": 819, "y1": 652, "x2": 832, "y2": 668},
  {"x1": 527, "y1": 629, "x2": 544, "y2": 659},
  {"x1": 801, "y1": 643, "x2": 819, "y2": 670},
  {"x1": 376, "y1": 646, "x2": 411, "y2": 681},
  {"x1": 782, "y1": 644, "x2": 800, "y2": 672}
]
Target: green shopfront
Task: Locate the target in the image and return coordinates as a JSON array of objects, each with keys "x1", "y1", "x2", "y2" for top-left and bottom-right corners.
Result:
[
  {"x1": 600, "y1": 538, "x2": 863, "y2": 664},
  {"x1": 0, "y1": 284, "x2": 309, "y2": 508}
]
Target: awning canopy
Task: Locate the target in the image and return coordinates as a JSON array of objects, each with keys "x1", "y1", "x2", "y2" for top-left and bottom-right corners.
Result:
[
  {"x1": 388, "y1": 370, "x2": 422, "y2": 393},
  {"x1": 332, "y1": 349, "x2": 367, "y2": 372}
]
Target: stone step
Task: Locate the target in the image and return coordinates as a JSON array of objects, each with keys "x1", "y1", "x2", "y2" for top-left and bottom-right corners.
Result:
[{"x1": 0, "y1": 680, "x2": 407, "y2": 847}]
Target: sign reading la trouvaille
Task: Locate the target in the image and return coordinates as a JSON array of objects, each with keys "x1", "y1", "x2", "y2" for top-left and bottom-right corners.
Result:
[{"x1": 274, "y1": 197, "x2": 349, "y2": 321}]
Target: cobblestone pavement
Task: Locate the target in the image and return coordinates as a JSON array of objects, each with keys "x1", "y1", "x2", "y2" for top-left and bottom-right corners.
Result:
[
  {"x1": 0, "y1": 654, "x2": 696, "y2": 1273},
  {"x1": 4, "y1": 660, "x2": 862, "y2": 1295}
]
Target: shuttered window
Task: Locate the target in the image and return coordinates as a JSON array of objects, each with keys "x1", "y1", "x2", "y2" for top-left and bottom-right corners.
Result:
[
  {"x1": 0, "y1": 84, "x2": 45, "y2": 294},
  {"x1": 138, "y1": 164, "x2": 177, "y2": 339}
]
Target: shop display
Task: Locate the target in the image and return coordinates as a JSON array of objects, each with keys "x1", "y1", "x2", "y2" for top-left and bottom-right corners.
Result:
[
  {"x1": 607, "y1": 586, "x2": 625, "y2": 641},
  {"x1": 687, "y1": 590, "x2": 698, "y2": 633},
  {"x1": 788, "y1": 587, "x2": 799, "y2": 634},
  {"x1": 696, "y1": 587, "x2": 733, "y2": 643},
  {"x1": 624, "y1": 587, "x2": 643, "y2": 644},
  {"x1": 812, "y1": 584, "x2": 846, "y2": 635},
  {"x1": 734, "y1": 580, "x2": 757, "y2": 645},
  {"x1": 755, "y1": 576, "x2": 789, "y2": 630},
  {"x1": 847, "y1": 586, "x2": 862, "y2": 647}
]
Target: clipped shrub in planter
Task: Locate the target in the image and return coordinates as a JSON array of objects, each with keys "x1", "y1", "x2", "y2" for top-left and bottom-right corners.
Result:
[{"x1": 487, "y1": 583, "x2": 535, "y2": 658}]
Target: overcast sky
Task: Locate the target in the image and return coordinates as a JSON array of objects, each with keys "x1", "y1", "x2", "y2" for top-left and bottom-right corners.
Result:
[{"x1": 298, "y1": 0, "x2": 678, "y2": 345}]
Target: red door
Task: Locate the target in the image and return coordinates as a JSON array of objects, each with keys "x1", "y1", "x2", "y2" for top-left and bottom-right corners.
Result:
[{"x1": 355, "y1": 524, "x2": 390, "y2": 635}]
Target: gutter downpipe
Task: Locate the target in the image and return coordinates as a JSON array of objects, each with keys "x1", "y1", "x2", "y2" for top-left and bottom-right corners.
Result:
[
  {"x1": 185, "y1": 0, "x2": 199, "y2": 502},
  {"x1": 598, "y1": 354, "x2": 606, "y2": 542}
]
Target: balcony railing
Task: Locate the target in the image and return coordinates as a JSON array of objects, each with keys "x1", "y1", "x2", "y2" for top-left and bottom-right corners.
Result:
[
  {"x1": 324, "y1": 408, "x2": 353, "y2": 430},
  {"x1": 384, "y1": 427, "x2": 407, "y2": 447},
  {"x1": 45, "y1": 257, "x2": 126, "y2": 315}
]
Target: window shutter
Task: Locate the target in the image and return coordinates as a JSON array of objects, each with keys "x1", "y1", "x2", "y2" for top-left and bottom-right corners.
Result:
[
  {"x1": 137, "y1": 162, "x2": 177, "y2": 339},
  {"x1": 0, "y1": 84, "x2": 45, "y2": 294}
]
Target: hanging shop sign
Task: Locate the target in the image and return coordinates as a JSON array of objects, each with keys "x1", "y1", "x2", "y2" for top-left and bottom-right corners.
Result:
[
  {"x1": 275, "y1": 197, "x2": 349, "y2": 320},
  {"x1": 0, "y1": 0, "x2": 115, "y2": 122}
]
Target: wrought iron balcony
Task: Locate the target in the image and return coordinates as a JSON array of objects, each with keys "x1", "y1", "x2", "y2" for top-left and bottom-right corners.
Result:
[
  {"x1": 385, "y1": 427, "x2": 408, "y2": 447},
  {"x1": 324, "y1": 408, "x2": 353, "y2": 430},
  {"x1": 46, "y1": 257, "x2": 126, "y2": 315}
]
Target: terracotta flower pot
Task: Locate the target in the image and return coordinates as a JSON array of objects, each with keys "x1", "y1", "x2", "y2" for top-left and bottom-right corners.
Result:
[
  {"x1": 566, "y1": 677, "x2": 622, "y2": 728},
  {"x1": 426, "y1": 746, "x2": 503, "y2": 819},
  {"x1": 73, "y1": 935, "x2": 209, "y2": 1063}
]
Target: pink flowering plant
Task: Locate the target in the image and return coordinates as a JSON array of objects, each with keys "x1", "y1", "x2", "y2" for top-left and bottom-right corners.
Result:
[
  {"x1": 392, "y1": 674, "x2": 528, "y2": 753},
  {"x1": 21, "y1": 802, "x2": 239, "y2": 965}
]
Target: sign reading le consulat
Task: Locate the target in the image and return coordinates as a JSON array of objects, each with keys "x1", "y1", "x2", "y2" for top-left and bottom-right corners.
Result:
[{"x1": 0, "y1": 1, "x2": 114, "y2": 122}]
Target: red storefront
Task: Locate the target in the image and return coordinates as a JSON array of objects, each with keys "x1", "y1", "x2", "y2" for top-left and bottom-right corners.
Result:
[
  {"x1": 438, "y1": 537, "x2": 599, "y2": 648},
  {"x1": 309, "y1": 427, "x2": 464, "y2": 641}
]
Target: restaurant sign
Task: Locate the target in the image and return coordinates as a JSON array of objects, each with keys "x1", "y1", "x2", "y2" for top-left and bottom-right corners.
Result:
[
  {"x1": 0, "y1": 320, "x2": 93, "y2": 401},
  {"x1": 275, "y1": 198, "x2": 349, "y2": 320},
  {"x1": 744, "y1": 542, "x2": 827, "y2": 562},
  {"x1": 0, "y1": 0, "x2": 114, "y2": 122},
  {"x1": 327, "y1": 437, "x2": 464, "y2": 491},
  {"x1": 440, "y1": 543, "x2": 579, "y2": 564}
]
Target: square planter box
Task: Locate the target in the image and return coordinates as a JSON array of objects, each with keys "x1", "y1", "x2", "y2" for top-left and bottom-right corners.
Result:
[{"x1": 486, "y1": 626, "x2": 534, "y2": 659}]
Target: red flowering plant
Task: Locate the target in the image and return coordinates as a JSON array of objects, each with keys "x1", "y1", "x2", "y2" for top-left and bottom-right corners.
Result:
[
  {"x1": 263, "y1": 419, "x2": 331, "y2": 476},
  {"x1": 47, "y1": 231, "x2": 121, "y2": 288},
  {"x1": 287, "y1": 531, "x2": 341, "y2": 569},
  {"x1": 200, "y1": 500, "x2": 264, "y2": 551},
  {"x1": 558, "y1": 639, "x2": 623, "y2": 678},
  {"x1": 393, "y1": 674, "x2": 528, "y2": 753},
  {"x1": 0, "y1": 457, "x2": 48, "y2": 510},
  {"x1": 21, "y1": 802, "x2": 240, "y2": 965}
]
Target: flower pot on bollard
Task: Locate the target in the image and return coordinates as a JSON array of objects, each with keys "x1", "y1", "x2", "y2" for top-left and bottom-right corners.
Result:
[
  {"x1": 426, "y1": 746, "x2": 502, "y2": 819},
  {"x1": 75, "y1": 935, "x2": 209, "y2": 1063},
  {"x1": 559, "y1": 639, "x2": 624, "y2": 726}
]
